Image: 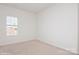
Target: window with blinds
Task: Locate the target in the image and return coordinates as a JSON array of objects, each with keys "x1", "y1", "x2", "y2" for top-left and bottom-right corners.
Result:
[{"x1": 6, "y1": 16, "x2": 18, "y2": 36}]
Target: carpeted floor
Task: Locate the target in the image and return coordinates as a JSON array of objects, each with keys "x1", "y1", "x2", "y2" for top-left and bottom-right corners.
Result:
[{"x1": 0, "y1": 40, "x2": 75, "y2": 55}]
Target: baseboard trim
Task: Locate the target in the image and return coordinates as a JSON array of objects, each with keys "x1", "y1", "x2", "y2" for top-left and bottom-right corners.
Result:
[
  {"x1": 38, "y1": 39, "x2": 78, "y2": 54},
  {"x1": 0, "y1": 39, "x2": 35, "y2": 46},
  {"x1": 0, "y1": 39, "x2": 78, "y2": 54}
]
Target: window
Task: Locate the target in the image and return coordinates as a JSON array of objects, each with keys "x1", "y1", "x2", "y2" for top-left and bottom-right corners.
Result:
[{"x1": 6, "y1": 16, "x2": 18, "y2": 36}]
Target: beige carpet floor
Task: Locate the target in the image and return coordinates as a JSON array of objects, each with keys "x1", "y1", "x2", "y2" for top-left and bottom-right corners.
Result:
[{"x1": 0, "y1": 40, "x2": 75, "y2": 55}]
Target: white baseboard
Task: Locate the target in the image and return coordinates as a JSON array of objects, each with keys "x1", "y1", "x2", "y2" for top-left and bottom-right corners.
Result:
[
  {"x1": 0, "y1": 38, "x2": 34, "y2": 46},
  {"x1": 0, "y1": 38, "x2": 78, "y2": 54},
  {"x1": 38, "y1": 39, "x2": 78, "y2": 54}
]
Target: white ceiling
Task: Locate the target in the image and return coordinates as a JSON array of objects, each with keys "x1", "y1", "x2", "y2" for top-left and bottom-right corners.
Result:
[{"x1": 1, "y1": 3, "x2": 53, "y2": 13}]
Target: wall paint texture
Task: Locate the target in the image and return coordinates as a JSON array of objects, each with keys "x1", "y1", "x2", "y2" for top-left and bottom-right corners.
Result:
[
  {"x1": 0, "y1": 5, "x2": 36, "y2": 45},
  {"x1": 37, "y1": 3, "x2": 78, "y2": 53}
]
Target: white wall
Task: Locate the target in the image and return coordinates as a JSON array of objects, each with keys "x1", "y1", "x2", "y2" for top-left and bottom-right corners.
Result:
[
  {"x1": 0, "y1": 4, "x2": 78, "y2": 54},
  {"x1": 37, "y1": 3, "x2": 78, "y2": 53},
  {"x1": 0, "y1": 5, "x2": 36, "y2": 45}
]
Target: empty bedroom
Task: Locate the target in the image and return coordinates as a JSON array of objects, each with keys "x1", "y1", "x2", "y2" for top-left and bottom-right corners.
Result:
[{"x1": 0, "y1": 3, "x2": 79, "y2": 55}]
